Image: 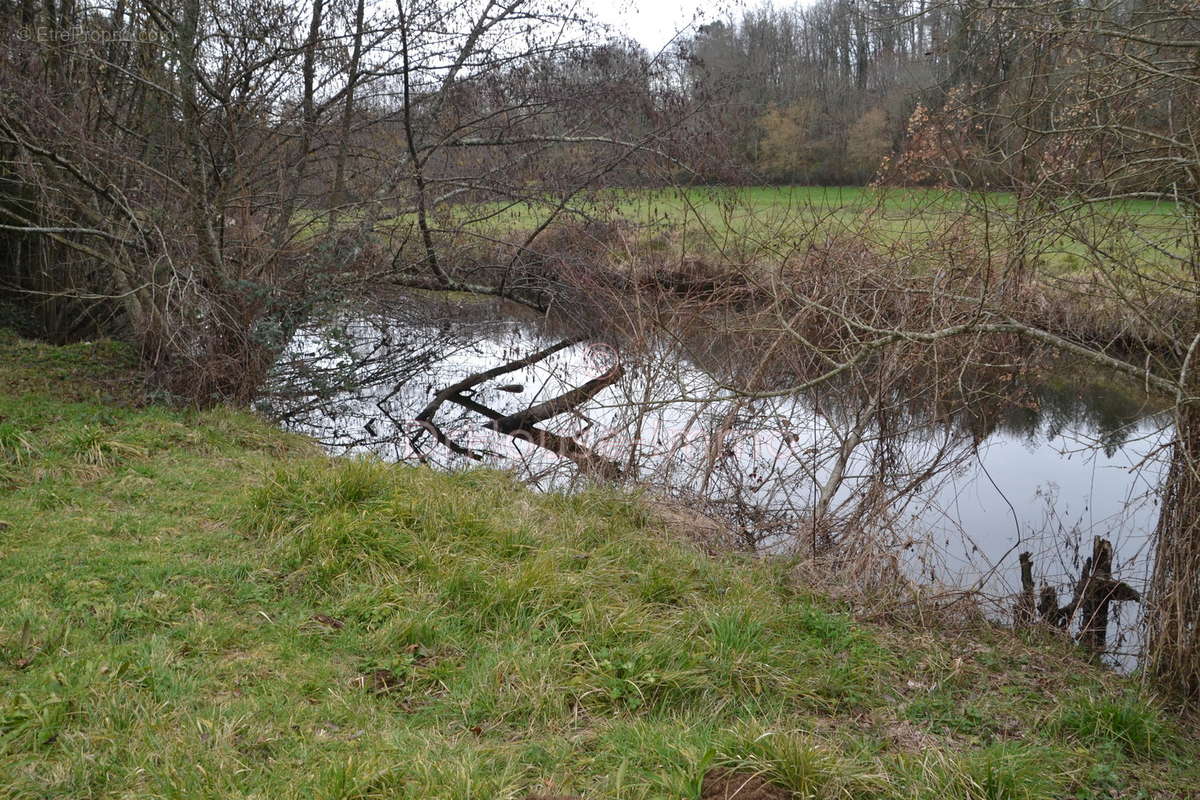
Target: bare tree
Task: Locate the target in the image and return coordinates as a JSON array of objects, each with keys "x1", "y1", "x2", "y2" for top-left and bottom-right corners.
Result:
[
  {"x1": 0, "y1": 0, "x2": 689, "y2": 402},
  {"x1": 790, "y1": 0, "x2": 1200, "y2": 695}
]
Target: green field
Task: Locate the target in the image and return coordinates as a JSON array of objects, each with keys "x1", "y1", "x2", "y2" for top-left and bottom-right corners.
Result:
[
  {"x1": 393, "y1": 185, "x2": 1188, "y2": 278},
  {"x1": 1, "y1": 328, "x2": 1197, "y2": 798},
  {"x1": 303, "y1": 184, "x2": 1188, "y2": 279}
]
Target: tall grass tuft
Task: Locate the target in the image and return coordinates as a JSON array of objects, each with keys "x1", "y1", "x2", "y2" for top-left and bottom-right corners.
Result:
[{"x1": 1051, "y1": 691, "x2": 1168, "y2": 757}]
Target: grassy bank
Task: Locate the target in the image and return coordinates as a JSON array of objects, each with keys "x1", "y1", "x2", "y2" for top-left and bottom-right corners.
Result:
[{"x1": 0, "y1": 329, "x2": 1197, "y2": 798}]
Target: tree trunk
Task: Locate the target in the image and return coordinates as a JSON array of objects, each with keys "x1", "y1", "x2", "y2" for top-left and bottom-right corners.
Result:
[
  {"x1": 1148, "y1": 400, "x2": 1200, "y2": 697},
  {"x1": 1078, "y1": 537, "x2": 1114, "y2": 652},
  {"x1": 331, "y1": 0, "x2": 366, "y2": 211}
]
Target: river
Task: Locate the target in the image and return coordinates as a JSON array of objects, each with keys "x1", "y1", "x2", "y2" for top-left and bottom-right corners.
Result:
[{"x1": 263, "y1": 296, "x2": 1171, "y2": 666}]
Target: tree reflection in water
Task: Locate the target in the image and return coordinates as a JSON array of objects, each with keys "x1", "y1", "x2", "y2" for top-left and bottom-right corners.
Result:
[{"x1": 261, "y1": 297, "x2": 1169, "y2": 667}]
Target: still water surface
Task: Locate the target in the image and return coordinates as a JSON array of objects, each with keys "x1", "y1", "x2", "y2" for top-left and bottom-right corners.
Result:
[{"x1": 267, "y1": 303, "x2": 1170, "y2": 662}]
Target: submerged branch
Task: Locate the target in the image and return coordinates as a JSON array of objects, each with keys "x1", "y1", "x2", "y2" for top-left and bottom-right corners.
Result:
[
  {"x1": 486, "y1": 363, "x2": 623, "y2": 434},
  {"x1": 410, "y1": 334, "x2": 621, "y2": 478}
]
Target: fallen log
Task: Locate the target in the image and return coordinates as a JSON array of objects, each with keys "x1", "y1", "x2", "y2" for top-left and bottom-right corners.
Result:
[
  {"x1": 413, "y1": 335, "x2": 584, "y2": 428},
  {"x1": 410, "y1": 335, "x2": 623, "y2": 480},
  {"x1": 449, "y1": 394, "x2": 622, "y2": 480},
  {"x1": 486, "y1": 364, "x2": 622, "y2": 434}
]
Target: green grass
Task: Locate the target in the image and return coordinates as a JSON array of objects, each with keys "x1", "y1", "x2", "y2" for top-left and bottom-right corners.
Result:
[
  {"x1": 0, "y1": 328, "x2": 1197, "y2": 798},
  {"x1": 301, "y1": 183, "x2": 1190, "y2": 284},
  {"x1": 426, "y1": 185, "x2": 933, "y2": 244},
  {"x1": 404, "y1": 185, "x2": 1190, "y2": 278},
  {"x1": 1052, "y1": 692, "x2": 1168, "y2": 758}
]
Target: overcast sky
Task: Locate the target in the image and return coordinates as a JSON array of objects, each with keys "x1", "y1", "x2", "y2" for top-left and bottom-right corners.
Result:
[{"x1": 583, "y1": 0, "x2": 734, "y2": 53}]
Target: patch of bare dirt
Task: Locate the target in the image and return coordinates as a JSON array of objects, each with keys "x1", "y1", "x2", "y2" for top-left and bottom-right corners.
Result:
[{"x1": 699, "y1": 768, "x2": 789, "y2": 800}]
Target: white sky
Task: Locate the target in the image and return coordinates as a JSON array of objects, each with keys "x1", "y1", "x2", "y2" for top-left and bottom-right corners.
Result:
[{"x1": 583, "y1": 0, "x2": 733, "y2": 53}]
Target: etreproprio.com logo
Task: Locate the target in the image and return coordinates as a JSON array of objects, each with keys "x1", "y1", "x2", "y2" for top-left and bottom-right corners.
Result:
[{"x1": 16, "y1": 26, "x2": 164, "y2": 44}]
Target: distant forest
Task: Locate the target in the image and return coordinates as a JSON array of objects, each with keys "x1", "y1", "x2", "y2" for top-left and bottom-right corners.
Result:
[
  {"x1": 644, "y1": 0, "x2": 948, "y2": 186},
  {"x1": 555, "y1": 0, "x2": 1176, "y2": 191}
]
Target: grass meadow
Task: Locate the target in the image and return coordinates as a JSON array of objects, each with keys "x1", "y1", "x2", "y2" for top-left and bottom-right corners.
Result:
[
  {"x1": 0, "y1": 328, "x2": 1197, "y2": 798},
  {"x1": 371, "y1": 185, "x2": 1190, "y2": 280}
]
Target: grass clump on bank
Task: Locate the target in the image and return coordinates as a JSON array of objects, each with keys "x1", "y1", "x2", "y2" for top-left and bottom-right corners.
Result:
[{"x1": 0, "y1": 329, "x2": 1197, "y2": 798}]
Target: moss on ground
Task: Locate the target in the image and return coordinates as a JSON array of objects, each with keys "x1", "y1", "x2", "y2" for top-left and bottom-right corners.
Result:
[{"x1": 0, "y1": 330, "x2": 1196, "y2": 798}]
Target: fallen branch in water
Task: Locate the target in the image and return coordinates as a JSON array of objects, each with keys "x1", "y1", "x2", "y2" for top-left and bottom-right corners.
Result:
[
  {"x1": 449, "y1": 393, "x2": 622, "y2": 480},
  {"x1": 410, "y1": 335, "x2": 622, "y2": 479},
  {"x1": 486, "y1": 364, "x2": 623, "y2": 434}
]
